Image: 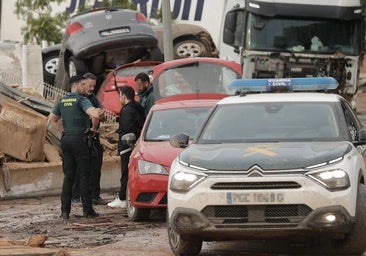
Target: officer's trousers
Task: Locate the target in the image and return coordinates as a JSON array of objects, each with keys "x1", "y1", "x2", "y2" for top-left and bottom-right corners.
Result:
[
  {"x1": 72, "y1": 134, "x2": 103, "y2": 200},
  {"x1": 60, "y1": 134, "x2": 93, "y2": 214}
]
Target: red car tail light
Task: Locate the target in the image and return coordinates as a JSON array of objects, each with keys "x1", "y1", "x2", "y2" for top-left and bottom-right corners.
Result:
[
  {"x1": 136, "y1": 12, "x2": 147, "y2": 23},
  {"x1": 66, "y1": 22, "x2": 83, "y2": 36}
]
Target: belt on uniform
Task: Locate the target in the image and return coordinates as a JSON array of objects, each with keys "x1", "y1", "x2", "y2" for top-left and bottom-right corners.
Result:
[{"x1": 62, "y1": 131, "x2": 85, "y2": 136}]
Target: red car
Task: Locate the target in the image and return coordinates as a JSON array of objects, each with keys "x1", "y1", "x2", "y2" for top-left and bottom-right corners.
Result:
[
  {"x1": 126, "y1": 98, "x2": 221, "y2": 221},
  {"x1": 97, "y1": 60, "x2": 161, "y2": 115},
  {"x1": 123, "y1": 58, "x2": 242, "y2": 221}
]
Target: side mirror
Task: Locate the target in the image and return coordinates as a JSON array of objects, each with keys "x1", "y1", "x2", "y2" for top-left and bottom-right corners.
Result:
[
  {"x1": 169, "y1": 133, "x2": 189, "y2": 148},
  {"x1": 223, "y1": 11, "x2": 237, "y2": 45},
  {"x1": 223, "y1": 8, "x2": 245, "y2": 47},
  {"x1": 121, "y1": 133, "x2": 137, "y2": 148}
]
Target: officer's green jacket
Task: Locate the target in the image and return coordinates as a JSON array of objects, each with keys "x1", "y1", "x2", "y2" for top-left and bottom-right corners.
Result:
[{"x1": 52, "y1": 92, "x2": 93, "y2": 133}]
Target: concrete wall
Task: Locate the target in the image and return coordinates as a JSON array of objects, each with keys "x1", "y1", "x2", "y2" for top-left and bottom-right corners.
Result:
[{"x1": 0, "y1": 156, "x2": 120, "y2": 199}]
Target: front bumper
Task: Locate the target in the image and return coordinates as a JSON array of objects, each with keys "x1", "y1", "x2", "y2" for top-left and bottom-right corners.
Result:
[
  {"x1": 169, "y1": 205, "x2": 354, "y2": 241},
  {"x1": 130, "y1": 174, "x2": 168, "y2": 208}
]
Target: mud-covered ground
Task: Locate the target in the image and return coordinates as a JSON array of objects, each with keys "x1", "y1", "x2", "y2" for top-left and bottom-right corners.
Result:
[
  {"x1": 3, "y1": 192, "x2": 366, "y2": 256},
  {"x1": 0, "y1": 192, "x2": 172, "y2": 256},
  {"x1": 0, "y1": 193, "x2": 290, "y2": 256}
]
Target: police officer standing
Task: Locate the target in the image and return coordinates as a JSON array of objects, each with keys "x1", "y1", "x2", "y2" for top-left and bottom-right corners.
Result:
[
  {"x1": 49, "y1": 75, "x2": 102, "y2": 219},
  {"x1": 72, "y1": 72, "x2": 107, "y2": 205}
]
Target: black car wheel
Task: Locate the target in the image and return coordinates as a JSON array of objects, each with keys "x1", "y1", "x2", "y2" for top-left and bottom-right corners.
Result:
[
  {"x1": 42, "y1": 53, "x2": 59, "y2": 85},
  {"x1": 68, "y1": 56, "x2": 88, "y2": 76},
  {"x1": 173, "y1": 37, "x2": 208, "y2": 59},
  {"x1": 126, "y1": 185, "x2": 150, "y2": 222},
  {"x1": 168, "y1": 222, "x2": 202, "y2": 255}
]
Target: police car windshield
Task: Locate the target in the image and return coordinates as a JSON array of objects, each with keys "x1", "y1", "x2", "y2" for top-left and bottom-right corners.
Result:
[{"x1": 199, "y1": 102, "x2": 340, "y2": 143}]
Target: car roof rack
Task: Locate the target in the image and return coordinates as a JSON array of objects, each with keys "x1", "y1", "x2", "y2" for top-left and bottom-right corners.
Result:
[{"x1": 229, "y1": 77, "x2": 338, "y2": 95}]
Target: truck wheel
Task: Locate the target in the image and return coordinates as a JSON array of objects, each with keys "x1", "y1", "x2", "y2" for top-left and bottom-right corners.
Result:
[
  {"x1": 334, "y1": 184, "x2": 366, "y2": 255},
  {"x1": 67, "y1": 56, "x2": 87, "y2": 77},
  {"x1": 173, "y1": 37, "x2": 208, "y2": 59},
  {"x1": 168, "y1": 223, "x2": 202, "y2": 255},
  {"x1": 126, "y1": 185, "x2": 150, "y2": 222}
]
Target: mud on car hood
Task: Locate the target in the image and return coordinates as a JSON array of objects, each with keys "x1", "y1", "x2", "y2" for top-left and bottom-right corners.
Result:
[{"x1": 179, "y1": 141, "x2": 352, "y2": 171}]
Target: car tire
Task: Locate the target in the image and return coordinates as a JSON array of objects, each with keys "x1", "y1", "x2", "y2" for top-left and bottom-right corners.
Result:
[
  {"x1": 173, "y1": 37, "x2": 208, "y2": 59},
  {"x1": 126, "y1": 185, "x2": 150, "y2": 222},
  {"x1": 67, "y1": 56, "x2": 88, "y2": 77},
  {"x1": 168, "y1": 223, "x2": 202, "y2": 255},
  {"x1": 42, "y1": 53, "x2": 59, "y2": 86},
  {"x1": 331, "y1": 183, "x2": 366, "y2": 255}
]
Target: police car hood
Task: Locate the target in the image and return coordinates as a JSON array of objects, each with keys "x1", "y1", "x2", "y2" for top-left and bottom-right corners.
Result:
[{"x1": 179, "y1": 141, "x2": 352, "y2": 171}]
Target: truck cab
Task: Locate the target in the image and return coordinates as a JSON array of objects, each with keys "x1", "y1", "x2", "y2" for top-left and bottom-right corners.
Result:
[{"x1": 223, "y1": 0, "x2": 365, "y2": 106}]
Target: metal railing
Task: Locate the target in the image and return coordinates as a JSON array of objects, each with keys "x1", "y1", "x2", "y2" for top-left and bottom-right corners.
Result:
[
  {"x1": 43, "y1": 82, "x2": 67, "y2": 103},
  {"x1": 0, "y1": 72, "x2": 22, "y2": 87}
]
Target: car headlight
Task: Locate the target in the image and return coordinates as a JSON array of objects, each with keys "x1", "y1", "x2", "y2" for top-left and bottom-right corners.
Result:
[
  {"x1": 137, "y1": 160, "x2": 168, "y2": 175},
  {"x1": 307, "y1": 169, "x2": 350, "y2": 190},
  {"x1": 170, "y1": 168, "x2": 207, "y2": 193}
]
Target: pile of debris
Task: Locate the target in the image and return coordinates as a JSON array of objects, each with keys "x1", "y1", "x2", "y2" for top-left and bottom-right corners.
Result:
[{"x1": 0, "y1": 83, "x2": 119, "y2": 164}]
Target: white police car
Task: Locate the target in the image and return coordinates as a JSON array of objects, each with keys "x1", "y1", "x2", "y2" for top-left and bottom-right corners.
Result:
[{"x1": 167, "y1": 77, "x2": 366, "y2": 255}]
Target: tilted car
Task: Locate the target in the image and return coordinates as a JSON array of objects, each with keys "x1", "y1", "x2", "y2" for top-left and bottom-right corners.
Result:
[
  {"x1": 53, "y1": 7, "x2": 162, "y2": 91},
  {"x1": 97, "y1": 60, "x2": 161, "y2": 115},
  {"x1": 167, "y1": 77, "x2": 366, "y2": 255},
  {"x1": 44, "y1": 6, "x2": 218, "y2": 88},
  {"x1": 153, "y1": 23, "x2": 218, "y2": 59}
]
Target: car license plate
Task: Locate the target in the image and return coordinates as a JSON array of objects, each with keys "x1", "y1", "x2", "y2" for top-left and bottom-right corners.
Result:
[
  {"x1": 227, "y1": 192, "x2": 284, "y2": 204},
  {"x1": 100, "y1": 28, "x2": 130, "y2": 36}
]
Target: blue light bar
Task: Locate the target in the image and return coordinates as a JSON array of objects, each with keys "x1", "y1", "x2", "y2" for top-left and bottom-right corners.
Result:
[{"x1": 229, "y1": 77, "x2": 338, "y2": 92}]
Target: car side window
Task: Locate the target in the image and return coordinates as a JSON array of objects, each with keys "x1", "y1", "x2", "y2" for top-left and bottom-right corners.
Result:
[{"x1": 340, "y1": 100, "x2": 360, "y2": 141}]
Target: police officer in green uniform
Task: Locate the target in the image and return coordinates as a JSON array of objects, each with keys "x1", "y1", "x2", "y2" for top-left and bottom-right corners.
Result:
[{"x1": 49, "y1": 75, "x2": 102, "y2": 219}]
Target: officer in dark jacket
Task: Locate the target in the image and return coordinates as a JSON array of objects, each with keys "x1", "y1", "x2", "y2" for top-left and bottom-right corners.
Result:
[
  {"x1": 84, "y1": 72, "x2": 107, "y2": 204},
  {"x1": 49, "y1": 75, "x2": 102, "y2": 219},
  {"x1": 107, "y1": 85, "x2": 145, "y2": 208}
]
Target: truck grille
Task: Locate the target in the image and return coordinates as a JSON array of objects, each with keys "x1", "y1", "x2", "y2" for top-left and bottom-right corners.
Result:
[
  {"x1": 211, "y1": 181, "x2": 301, "y2": 190},
  {"x1": 201, "y1": 204, "x2": 312, "y2": 226}
]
